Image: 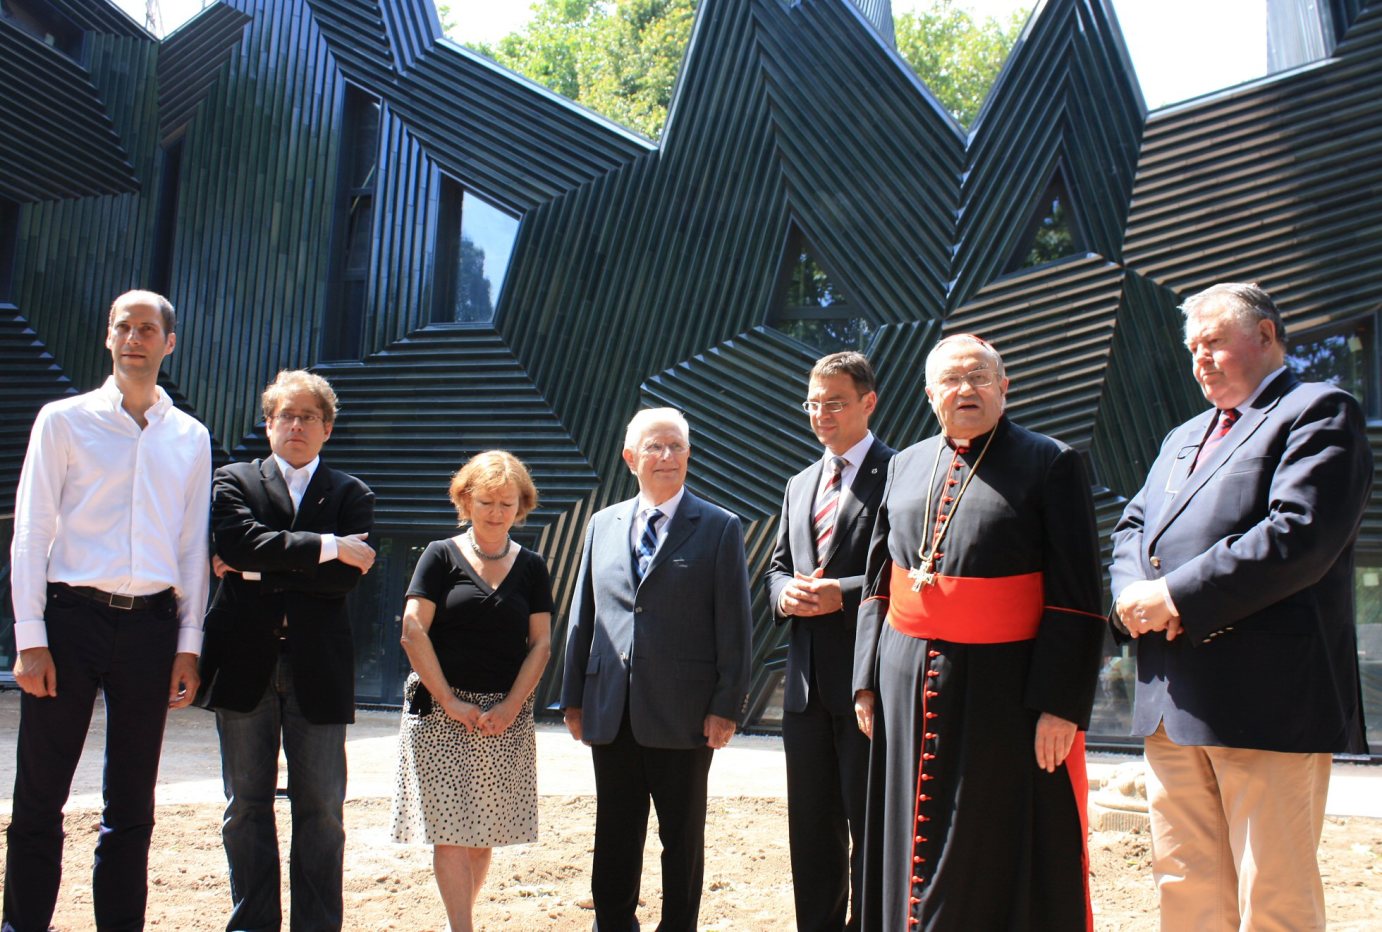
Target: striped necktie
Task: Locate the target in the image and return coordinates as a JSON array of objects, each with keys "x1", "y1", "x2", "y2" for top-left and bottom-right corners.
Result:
[
  {"x1": 636, "y1": 509, "x2": 663, "y2": 580},
  {"x1": 1192, "y1": 408, "x2": 1239, "y2": 472},
  {"x1": 813, "y1": 456, "x2": 848, "y2": 561}
]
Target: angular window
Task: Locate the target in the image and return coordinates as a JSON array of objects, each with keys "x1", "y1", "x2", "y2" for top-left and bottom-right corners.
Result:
[
  {"x1": 147, "y1": 141, "x2": 182, "y2": 297},
  {"x1": 0, "y1": 0, "x2": 82, "y2": 58},
  {"x1": 0, "y1": 197, "x2": 17, "y2": 302},
  {"x1": 1007, "y1": 168, "x2": 1084, "y2": 273},
  {"x1": 322, "y1": 85, "x2": 380, "y2": 361},
  {"x1": 1286, "y1": 316, "x2": 1377, "y2": 418},
  {"x1": 431, "y1": 179, "x2": 518, "y2": 325},
  {"x1": 768, "y1": 226, "x2": 873, "y2": 353}
]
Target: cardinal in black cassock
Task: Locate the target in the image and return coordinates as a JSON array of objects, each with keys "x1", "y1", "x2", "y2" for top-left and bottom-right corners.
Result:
[{"x1": 851, "y1": 335, "x2": 1104, "y2": 932}]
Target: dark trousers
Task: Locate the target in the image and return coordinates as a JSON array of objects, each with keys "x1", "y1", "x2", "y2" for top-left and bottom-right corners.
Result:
[
  {"x1": 589, "y1": 712, "x2": 713, "y2": 932},
  {"x1": 783, "y1": 677, "x2": 870, "y2": 932},
  {"x1": 3, "y1": 585, "x2": 179, "y2": 932},
  {"x1": 214, "y1": 653, "x2": 347, "y2": 932}
]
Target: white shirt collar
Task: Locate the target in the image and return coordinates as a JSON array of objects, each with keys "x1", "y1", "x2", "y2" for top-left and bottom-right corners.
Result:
[
  {"x1": 823, "y1": 430, "x2": 874, "y2": 471},
  {"x1": 638, "y1": 484, "x2": 686, "y2": 523},
  {"x1": 272, "y1": 453, "x2": 320, "y2": 486},
  {"x1": 100, "y1": 376, "x2": 172, "y2": 420}
]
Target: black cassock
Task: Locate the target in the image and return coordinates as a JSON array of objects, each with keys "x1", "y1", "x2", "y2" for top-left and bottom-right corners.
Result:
[{"x1": 852, "y1": 417, "x2": 1103, "y2": 932}]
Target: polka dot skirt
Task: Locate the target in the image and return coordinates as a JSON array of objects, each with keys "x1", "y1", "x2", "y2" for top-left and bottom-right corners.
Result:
[{"x1": 390, "y1": 673, "x2": 538, "y2": 848}]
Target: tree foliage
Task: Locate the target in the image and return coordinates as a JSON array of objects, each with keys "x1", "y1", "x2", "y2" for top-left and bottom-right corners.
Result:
[
  {"x1": 894, "y1": 1, "x2": 1029, "y2": 128},
  {"x1": 458, "y1": 1, "x2": 1028, "y2": 138},
  {"x1": 468, "y1": 0, "x2": 695, "y2": 140}
]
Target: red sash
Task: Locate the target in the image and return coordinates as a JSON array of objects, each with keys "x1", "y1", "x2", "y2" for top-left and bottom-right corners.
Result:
[{"x1": 885, "y1": 563, "x2": 1043, "y2": 643}]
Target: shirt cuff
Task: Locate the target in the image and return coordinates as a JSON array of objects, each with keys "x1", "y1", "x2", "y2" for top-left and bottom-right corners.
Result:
[
  {"x1": 13, "y1": 620, "x2": 49, "y2": 651},
  {"x1": 176, "y1": 625, "x2": 204, "y2": 655},
  {"x1": 241, "y1": 570, "x2": 262, "y2": 581},
  {"x1": 319, "y1": 533, "x2": 338, "y2": 563},
  {"x1": 1160, "y1": 580, "x2": 1179, "y2": 617}
]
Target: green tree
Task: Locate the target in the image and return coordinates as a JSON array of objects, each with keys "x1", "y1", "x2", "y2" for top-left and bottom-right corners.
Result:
[
  {"x1": 894, "y1": 2, "x2": 1029, "y2": 128},
  {"x1": 460, "y1": 1, "x2": 1027, "y2": 138}
]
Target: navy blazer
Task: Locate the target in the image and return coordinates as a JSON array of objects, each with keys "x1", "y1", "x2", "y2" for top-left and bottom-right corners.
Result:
[
  {"x1": 765, "y1": 438, "x2": 896, "y2": 715},
  {"x1": 198, "y1": 457, "x2": 375, "y2": 725},
  {"x1": 560, "y1": 489, "x2": 753, "y2": 749},
  {"x1": 1110, "y1": 371, "x2": 1372, "y2": 753}
]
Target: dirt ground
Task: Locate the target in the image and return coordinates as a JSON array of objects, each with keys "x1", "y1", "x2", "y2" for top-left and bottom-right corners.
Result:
[{"x1": 7, "y1": 796, "x2": 1380, "y2": 930}]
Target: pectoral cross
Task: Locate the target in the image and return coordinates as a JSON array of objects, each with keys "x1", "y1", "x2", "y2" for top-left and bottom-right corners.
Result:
[{"x1": 909, "y1": 556, "x2": 937, "y2": 591}]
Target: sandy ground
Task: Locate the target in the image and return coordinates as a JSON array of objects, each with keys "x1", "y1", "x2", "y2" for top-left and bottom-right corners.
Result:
[{"x1": 0, "y1": 694, "x2": 1379, "y2": 931}]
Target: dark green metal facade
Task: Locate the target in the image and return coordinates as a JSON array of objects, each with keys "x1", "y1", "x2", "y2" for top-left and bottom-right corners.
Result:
[{"x1": 2, "y1": 0, "x2": 1379, "y2": 747}]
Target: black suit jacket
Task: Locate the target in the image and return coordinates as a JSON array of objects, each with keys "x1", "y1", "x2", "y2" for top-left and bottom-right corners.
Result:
[
  {"x1": 198, "y1": 457, "x2": 375, "y2": 724},
  {"x1": 1110, "y1": 372, "x2": 1372, "y2": 753},
  {"x1": 766, "y1": 437, "x2": 896, "y2": 715}
]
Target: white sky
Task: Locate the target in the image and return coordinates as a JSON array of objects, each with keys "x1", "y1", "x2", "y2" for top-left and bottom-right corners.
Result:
[{"x1": 121, "y1": 0, "x2": 1274, "y2": 111}]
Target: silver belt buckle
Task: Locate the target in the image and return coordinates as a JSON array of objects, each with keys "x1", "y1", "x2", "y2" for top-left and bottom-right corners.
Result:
[{"x1": 109, "y1": 592, "x2": 137, "y2": 610}]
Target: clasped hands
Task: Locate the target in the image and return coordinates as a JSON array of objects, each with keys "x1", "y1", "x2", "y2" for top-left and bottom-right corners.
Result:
[
  {"x1": 778, "y1": 568, "x2": 843, "y2": 616},
  {"x1": 1115, "y1": 578, "x2": 1183, "y2": 640},
  {"x1": 441, "y1": 693, "x2": 517, "y2": 736}
]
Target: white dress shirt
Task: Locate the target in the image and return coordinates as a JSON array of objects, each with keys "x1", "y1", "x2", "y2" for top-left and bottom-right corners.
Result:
[
  {"x1": 630, "y1": 484, "x2": 686, "y2": 556},
  {"x1": 10, "y1": 377, "x2": 212, "y2": 654},
  {"x1": 813, "y1": 431, "x2": 876, "y2": 509}
]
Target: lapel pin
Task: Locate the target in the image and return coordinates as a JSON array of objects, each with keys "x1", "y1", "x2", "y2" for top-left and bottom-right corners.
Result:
[{"x1": 871, "y1": 467, "x2": 878, "y2": 474}]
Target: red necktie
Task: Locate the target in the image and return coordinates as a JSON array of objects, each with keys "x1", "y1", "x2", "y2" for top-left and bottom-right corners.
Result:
[
  {"x1": 1192, "y1": 408, "x2": 1238, "y2": 472},
  {"x1": 812, "y1": 456, "x2": 847, "y2": 562}
]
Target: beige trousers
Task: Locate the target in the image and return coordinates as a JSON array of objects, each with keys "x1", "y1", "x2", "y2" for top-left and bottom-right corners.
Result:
[{"x1": 1144, "y1": 724, "x2": 1331, "y2": 932}]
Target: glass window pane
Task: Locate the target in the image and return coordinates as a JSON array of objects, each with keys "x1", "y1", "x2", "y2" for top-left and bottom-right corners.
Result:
[
  {"x1": 1286, "y1": 319, "x2": 1373, "y2": 415},
  {"x1": 455, "y1": 192, "x2": 518, "y2": 323},
  {"x1": 1357, "y1": 564, "x2": 1382, "y2": 749}
]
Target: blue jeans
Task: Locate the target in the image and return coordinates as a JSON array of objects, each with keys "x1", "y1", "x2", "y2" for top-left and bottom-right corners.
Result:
[{"x1": 215, "y1": 654, "x2": 347, "y2": 932}]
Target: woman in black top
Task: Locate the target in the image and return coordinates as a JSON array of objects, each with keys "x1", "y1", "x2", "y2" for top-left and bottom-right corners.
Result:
[{"x1": 390, "y1": 451, "x2": 552, "y2": 932}]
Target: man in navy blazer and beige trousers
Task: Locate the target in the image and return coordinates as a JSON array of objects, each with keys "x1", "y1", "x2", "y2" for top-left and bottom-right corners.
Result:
[
  {"x1": 1110, "y1": 282, "x2": 1372, "y2": 931},
  {"x1": 766, "y1": 352, "x2": 894, "y2": 932},
  {"x1": 562, "y1": 407, "x2": 752, "y2": 932}
]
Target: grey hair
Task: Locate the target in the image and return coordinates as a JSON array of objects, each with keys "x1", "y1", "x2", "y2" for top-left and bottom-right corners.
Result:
[
  {"x1": 925, "y1": 333, "x2": 1006, "y2": 384},
  {"x1": 623, "y1": 407, "x2": 691, "y2": 452},
  {"x1": 1181, "y1": 282, "x2": 1286, "y2": 344}
]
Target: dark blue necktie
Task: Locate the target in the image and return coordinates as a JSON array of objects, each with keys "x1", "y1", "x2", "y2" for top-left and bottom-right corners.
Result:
[{"x1": 636, "y1": 509, "x2": 663, "y2": 580}]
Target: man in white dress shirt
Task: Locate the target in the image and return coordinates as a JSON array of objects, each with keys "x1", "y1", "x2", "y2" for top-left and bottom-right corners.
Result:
[{"x1": 5, "y1": 290, "x2": 211, "y2": 932}]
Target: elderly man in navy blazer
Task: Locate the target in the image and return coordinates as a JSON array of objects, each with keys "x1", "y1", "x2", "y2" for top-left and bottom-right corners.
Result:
[
  {"x1": 766, "y1": 352, "x2": 894, "y2": 932},
  {"x1": 1110, "y1": 282, "x2": 1372, "y2": 931},
  {"x1": 561, "y1": 407, "x2": 752, "y2": 932}
]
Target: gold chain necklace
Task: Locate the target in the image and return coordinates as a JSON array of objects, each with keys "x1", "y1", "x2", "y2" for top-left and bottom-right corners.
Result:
[{"x1": 909, "y1": 428, "x2": 998, "y2": 591}]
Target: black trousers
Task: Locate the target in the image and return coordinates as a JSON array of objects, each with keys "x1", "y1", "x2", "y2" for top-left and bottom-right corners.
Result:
[
  {"x1": 589, "y1": 711, "x2": 713, "y2": 932},
  {"x1": 3, "y1": 585, "x2": 179, "y2": 932},
  {"x1": 783, "y1": 673, "x2": 870, "y2": 932}
]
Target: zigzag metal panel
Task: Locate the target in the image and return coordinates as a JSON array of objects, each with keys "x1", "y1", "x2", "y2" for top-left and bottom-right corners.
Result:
[
  {"x1": 0, "y1": 306, "x2": 75, "y2": 509},
  {"x1": 953, "y1": 0, "x2": 1143, "y2": 308},
  {"x1": 157, "y1": 2, "x2": 253, "y2": 141},
  {"x1": 3, "y1": 0, "x2": 1381, "y2": 743},
  {"x1": 1123, "y1": 5, "x2": 1382, "y2": 326},
  {"x1": 0, "y1": 22, "x2": 141, "y2": 201}
]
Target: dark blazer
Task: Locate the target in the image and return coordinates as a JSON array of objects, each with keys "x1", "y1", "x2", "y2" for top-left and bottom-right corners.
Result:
[
  {"x1": 198, "y1": 457, "x2": 375, "y2": 725},
  {"x1": 1110, "y1": 371, "x2": 1372, "y2": 753},
  {"x1": 561, "y1": 489, "x2": 753, "y2": 749},
  {"x1": 765, "y1": 437, "x2": 896, "y2": 715}
]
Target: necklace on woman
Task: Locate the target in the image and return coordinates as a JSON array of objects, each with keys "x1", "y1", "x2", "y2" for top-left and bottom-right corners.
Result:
[
  {"x1": 467, "y1": 527, "x2": 511, "y2": 561},
  {"x1": 909, "y1": 427, "x2": 997, "y2": 591}
]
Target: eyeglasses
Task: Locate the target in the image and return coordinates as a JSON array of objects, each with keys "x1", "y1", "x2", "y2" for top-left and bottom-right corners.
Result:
[
  {"x1": 931, "y1": 368, "x2": 996, "y2": 392},
  {"x1": 801, "y1": 400, "x2": 852, "y2": 415},
  {"x1": 268, "y1": 412, "x2": 325, "y2": 426},
  {"x1": 640, "y1": 441, "x2": 688, "y2": 457}
]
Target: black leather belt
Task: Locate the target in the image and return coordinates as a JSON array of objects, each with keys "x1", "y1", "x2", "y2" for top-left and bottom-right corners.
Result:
[{"x1": 56, "y1": 583, "x2": 173, "y2": 611}]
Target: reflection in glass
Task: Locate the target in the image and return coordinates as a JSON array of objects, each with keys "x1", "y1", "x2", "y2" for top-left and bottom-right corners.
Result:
[
  {"x1": 434, "y1": 180, "x2": 519, "y2": 325},
  {"x1": 1356, "y1": 565, "x2": 1382, "y2": 748},
  {"x1": 1286, "y1": 318, "x2": 1374, "y2": 416},
  {"x1": 769, "y1": 229, "x2": 875, "y2": 354}
]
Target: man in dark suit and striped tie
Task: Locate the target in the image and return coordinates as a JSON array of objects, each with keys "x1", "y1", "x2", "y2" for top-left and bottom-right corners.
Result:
[
  {"x1": 561, "y1": 407, "x2": 753, "y2": 932},
  {"x1": 767, "y1": 352, "x2": 896, "y2": 931}
]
